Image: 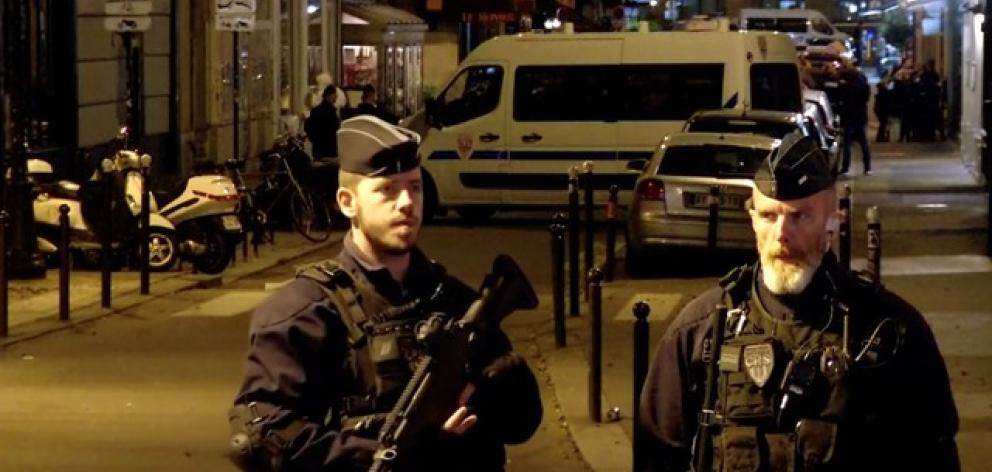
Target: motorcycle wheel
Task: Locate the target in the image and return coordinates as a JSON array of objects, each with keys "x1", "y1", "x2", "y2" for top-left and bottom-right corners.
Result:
[
  {"x1": 192, "y1": 226, "x2": 231, "y2": 275},
  {"x1": 148, "y1": 229, "x2": 179, "y2": 272}
]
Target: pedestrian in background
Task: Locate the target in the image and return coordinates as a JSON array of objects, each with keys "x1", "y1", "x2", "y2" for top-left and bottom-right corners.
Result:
[
  {"x1": 839, "y1": 67, "x2": 872, "y2": 175},
  {"x1": 304, "y1": 84, "x2": 341, "y2": 159},
  {"x1": 874, "y1": 71, "x2": 891, "y2": 142},
  {"x1": 638, "y1": 133, "x2": 959, "y2": 472},
  {"x1": 354, "y1": 84, "x2": 399, "y2": 125}
]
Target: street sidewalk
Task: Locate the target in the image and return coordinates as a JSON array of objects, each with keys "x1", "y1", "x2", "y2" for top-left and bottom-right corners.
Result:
[
  {"x1": 540, "y1": 142, "x2": 992, "y2": 472},
  {"x1": 1, "y1": 232, "x2": 344, "y2": 348}
]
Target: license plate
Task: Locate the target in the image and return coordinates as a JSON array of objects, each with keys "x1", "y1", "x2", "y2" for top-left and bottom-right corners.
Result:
[
  {"x1": 689, "y1": 193, "x2": 744, "y2": 210},
  {"x1": 222, "y1": 214, "x2": 242, "y2": 231}
]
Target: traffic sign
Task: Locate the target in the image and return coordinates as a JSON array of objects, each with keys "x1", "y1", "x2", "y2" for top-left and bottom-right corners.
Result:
[
  {"x1": 216, "y1": 0, "x2": 256, "y2": 15},
  {"x1": 105, "y1": 16, "x2": 153, "y2": 32},
  {"x1": 216, "y1": 14, "x2": 256, "y2": 32},
  {"x1": 105, "y1": 1, "x2": 153, "y2": 15}
]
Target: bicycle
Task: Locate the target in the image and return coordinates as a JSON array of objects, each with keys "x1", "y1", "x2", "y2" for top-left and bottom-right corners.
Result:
[
  {"x1": 225, "y1": 157, "x2": 268, "y2": 257},
  {"x1": 253, "y1": 140, "x2": 335, "y2": 243}
]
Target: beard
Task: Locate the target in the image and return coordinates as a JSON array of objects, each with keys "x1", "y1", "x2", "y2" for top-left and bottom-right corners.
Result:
[
  {"x1": 759, "y1": 245, "x2": 822, "y2": 295},
  {"x1": 354, "y1": 207, "x2": 418, "y2": 256}
]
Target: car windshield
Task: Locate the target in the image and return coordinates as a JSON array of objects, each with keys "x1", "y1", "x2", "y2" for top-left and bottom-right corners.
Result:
[
  {"x1": 658, "y1": 144, "x2": 769, "y2": 178},
  {"x1": 686, "y1": 118, "x2": 797, "y2": 138}
]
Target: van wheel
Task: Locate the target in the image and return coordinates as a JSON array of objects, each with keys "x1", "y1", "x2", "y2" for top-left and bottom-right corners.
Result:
[
  {"x1": 456, "y1": 207, "x2": 495, "y2": 223},
  {"x1": 422, "y1": 170, "x2": 439, "y2": 224}
]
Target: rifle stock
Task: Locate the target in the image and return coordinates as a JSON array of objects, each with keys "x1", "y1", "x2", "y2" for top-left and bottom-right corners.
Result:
[{"x1": 369, "y1": 255, "x2": 537, "y2": 472}]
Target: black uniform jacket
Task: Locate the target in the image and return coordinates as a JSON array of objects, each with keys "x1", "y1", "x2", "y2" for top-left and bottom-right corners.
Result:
[
  {"x1": 638, "y1": 255, "x2": 960, "y2": 472},
  {"x1": 232, "y1": 238, "x2": 542, "y2": 471},
  {"x1": 304, "y1": 101, "x2": 340, "y2": 159}
]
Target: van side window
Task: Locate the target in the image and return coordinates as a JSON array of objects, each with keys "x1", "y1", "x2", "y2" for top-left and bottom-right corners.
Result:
[
  {"x1": 811, "y1": 18, "x2": 833, "y2": 35},
  {"x1": 751, "y1": 64, "x2": 801, "y2": 112},
  {"x1": 746, "y1": 18, "x2": 776, "y2": 30},
  {"x1": 514, "y1": 66, "x2": 615, "y2": 121},
  {"x1": 775, "y1": 18, "x2": 808, "y2": 33},
  {"x1": 622, "y1": 64, "x2": 723, "y2": 120},
  {"x1": 439, "y1": 65, "x2": 503, "y2": 126}
]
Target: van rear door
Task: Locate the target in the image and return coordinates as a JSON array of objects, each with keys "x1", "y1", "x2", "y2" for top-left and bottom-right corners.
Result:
[{"x1": 505, "y1": 39, "x2": 622, "y2": 205}]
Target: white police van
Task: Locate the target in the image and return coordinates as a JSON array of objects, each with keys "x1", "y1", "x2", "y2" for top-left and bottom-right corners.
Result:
[
  {"x1": 740, "y1": 8, "x2": 851, "y2": 50},
  {"x1": 418, "y1": 29, "x2": 801, "y2": 218}
]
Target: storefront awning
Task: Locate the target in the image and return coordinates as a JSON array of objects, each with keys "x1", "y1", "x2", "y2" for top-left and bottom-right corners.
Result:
[{"x1": 343, "y1": 2, "x2": 428, "y2": 45}]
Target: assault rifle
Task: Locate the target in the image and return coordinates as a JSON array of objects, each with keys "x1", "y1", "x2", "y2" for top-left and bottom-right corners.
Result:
[
  {"x1": 693, "y1": 305, "x2": 728, "y2": 472},
  {"x1": 368, "y1": 254, "x2": 538, "y2": 472}
]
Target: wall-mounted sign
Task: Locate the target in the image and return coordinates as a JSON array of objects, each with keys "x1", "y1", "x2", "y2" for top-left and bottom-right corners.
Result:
[
  {"x1": 215, "y1": 0, "x2": 256, "y2": 14},
  {"x1": 462, "y1": 12, "x2": 517, "y2": 23}
]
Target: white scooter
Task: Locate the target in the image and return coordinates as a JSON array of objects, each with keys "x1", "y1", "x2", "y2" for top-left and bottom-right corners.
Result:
[
  {"x1": 29, "y1": 153, "x2": 180, "y2": 271},
  {"x1": 135, "y1": 166, "x2": 241, "y2": 275}
]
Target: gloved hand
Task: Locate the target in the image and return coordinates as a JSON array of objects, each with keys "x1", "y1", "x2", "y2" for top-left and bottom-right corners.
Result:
[{"x1": 469, "y1": 351, "x2": 543, "y2": 444}]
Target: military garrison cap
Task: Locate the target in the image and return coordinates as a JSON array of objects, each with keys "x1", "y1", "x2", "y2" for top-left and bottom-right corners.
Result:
[
  {"x1": 753, "y1": 132, "x2": 834, "y2": 200},
  {"x1": 336, "y1": 115, "x2": 421, "y2": 177}
]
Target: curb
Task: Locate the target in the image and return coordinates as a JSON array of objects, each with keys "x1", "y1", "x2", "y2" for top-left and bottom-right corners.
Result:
[
  {"x1": 1, "y1": 234, "x2": 345, "y2": 348},
  {"x1": 545, "y1": 336, "x2": 633, "y2": 472}
]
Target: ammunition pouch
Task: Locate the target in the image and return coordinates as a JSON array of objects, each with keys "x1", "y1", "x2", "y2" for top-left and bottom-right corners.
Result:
[
  {"x1": 714, "y1": 426, "x2": 797, "y2": 472},
  {"x1": 797, "y1": 419, "x2": 838, "y2": 469}
]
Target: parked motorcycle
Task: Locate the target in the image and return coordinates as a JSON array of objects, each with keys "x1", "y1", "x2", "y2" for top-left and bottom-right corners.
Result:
[
  {"x1": 143, "y1": 166, "x2": 241, "y2": 275},
  {"x1": 28, "y1": 153, "x2": 180, "y2": 271}
]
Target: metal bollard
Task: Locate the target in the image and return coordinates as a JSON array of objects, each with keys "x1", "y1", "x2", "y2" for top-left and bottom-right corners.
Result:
[
  {"x1": 0, "y1": 211, "x2": 8, "y2": 337},
  {"x1": 838, "y1": 184, "x2": 852, "y2": 272},
  {"x1": 866, "y1": 206, "x2": 881, "y2": 284},
  {"x1": 550, "y1": 214, "x2": 567, "y2": 348},
  {"x1": 568, "y1": 166, "x2": 580, "y2": 317},
  {"x1": 632, "y1": 301, "x2": 651, "y2": 472},
  {"x1": 582, "y1": 161, "x2": 595, "y2": 299},
  {"x1": 706, "y1": 185, "x2": 720, "y2": 268},
  {"x1": 139, "y1": 156, "x2": 152, "y2": 295},
  {"x1": 101, "y1": 159, "x2": 114, "y2": 309},
  {"x1": 59, "y1": 204, "x2": 71, "y2": 322},
  {"x1": 588, "y1": 267, "x2": 604, "y2": 423},
  {"x1": 605, "y1": 185, "x2": 619, "y2": 282}
]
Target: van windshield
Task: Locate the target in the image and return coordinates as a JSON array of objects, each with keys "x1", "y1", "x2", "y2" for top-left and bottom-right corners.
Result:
[
  {"x1": 658, "y1": 144, "x2": 769, "y2": 178},
  {"x1": 751, "y1": 64, "x2": 801, "y2": 112}
]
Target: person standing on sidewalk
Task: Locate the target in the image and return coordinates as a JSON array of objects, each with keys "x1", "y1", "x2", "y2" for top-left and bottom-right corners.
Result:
[
  {"x1": 228, "y1": 115, "x2": 542, "y2": 471},
  {"x1": 839, "y1": 67, "x2": 873, "y2": 175},
  {"x1": 874, "y1": 72, "x2": 892, "y2": 142},
  {"x1": 638, "y1": 133, "x2": 959, "y2": 472},
  {"x1": 304, "y1": 84, "x2": 342, "y2": 160}
]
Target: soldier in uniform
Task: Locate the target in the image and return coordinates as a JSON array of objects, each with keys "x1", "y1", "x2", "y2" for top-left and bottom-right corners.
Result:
[
  {"x1": 638, "y1": 133, "x2": 959, "y2": 471},
  {"x1": 228, "y1": 115, "x2": 543, "y2": 471}
]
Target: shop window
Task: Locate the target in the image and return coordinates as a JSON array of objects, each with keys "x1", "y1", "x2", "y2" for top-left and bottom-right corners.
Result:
[
  {"x1": 439, "y1": 65, "x2": 503, "y2": 126},
  {"x1": 344, "y1": 45, "x2": 379, "y2": 86}
]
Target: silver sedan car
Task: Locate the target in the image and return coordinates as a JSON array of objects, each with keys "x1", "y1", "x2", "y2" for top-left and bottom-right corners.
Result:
[{"x1": 625, "y1": 132, "x2": 778, "y2": 275}]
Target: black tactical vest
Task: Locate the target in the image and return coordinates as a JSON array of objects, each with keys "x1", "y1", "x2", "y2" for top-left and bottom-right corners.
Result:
[
  {"x1": 296, "y1": 259, "x2": 443, "y2": 429},
  {"x1": 705, "y1": 263, "x2": 898, "y2": 472}
]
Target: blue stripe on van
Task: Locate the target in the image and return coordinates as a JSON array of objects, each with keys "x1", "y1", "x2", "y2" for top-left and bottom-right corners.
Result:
[
  {"x1": 509, "y1": 151, "x2": 617, "y2": 161},
  {"x1": 459, "y1": 172, "x2": 638, "y2": 191},
  {"x1": 427, "y1": 150, "x2": 503, "y2": 160}
]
